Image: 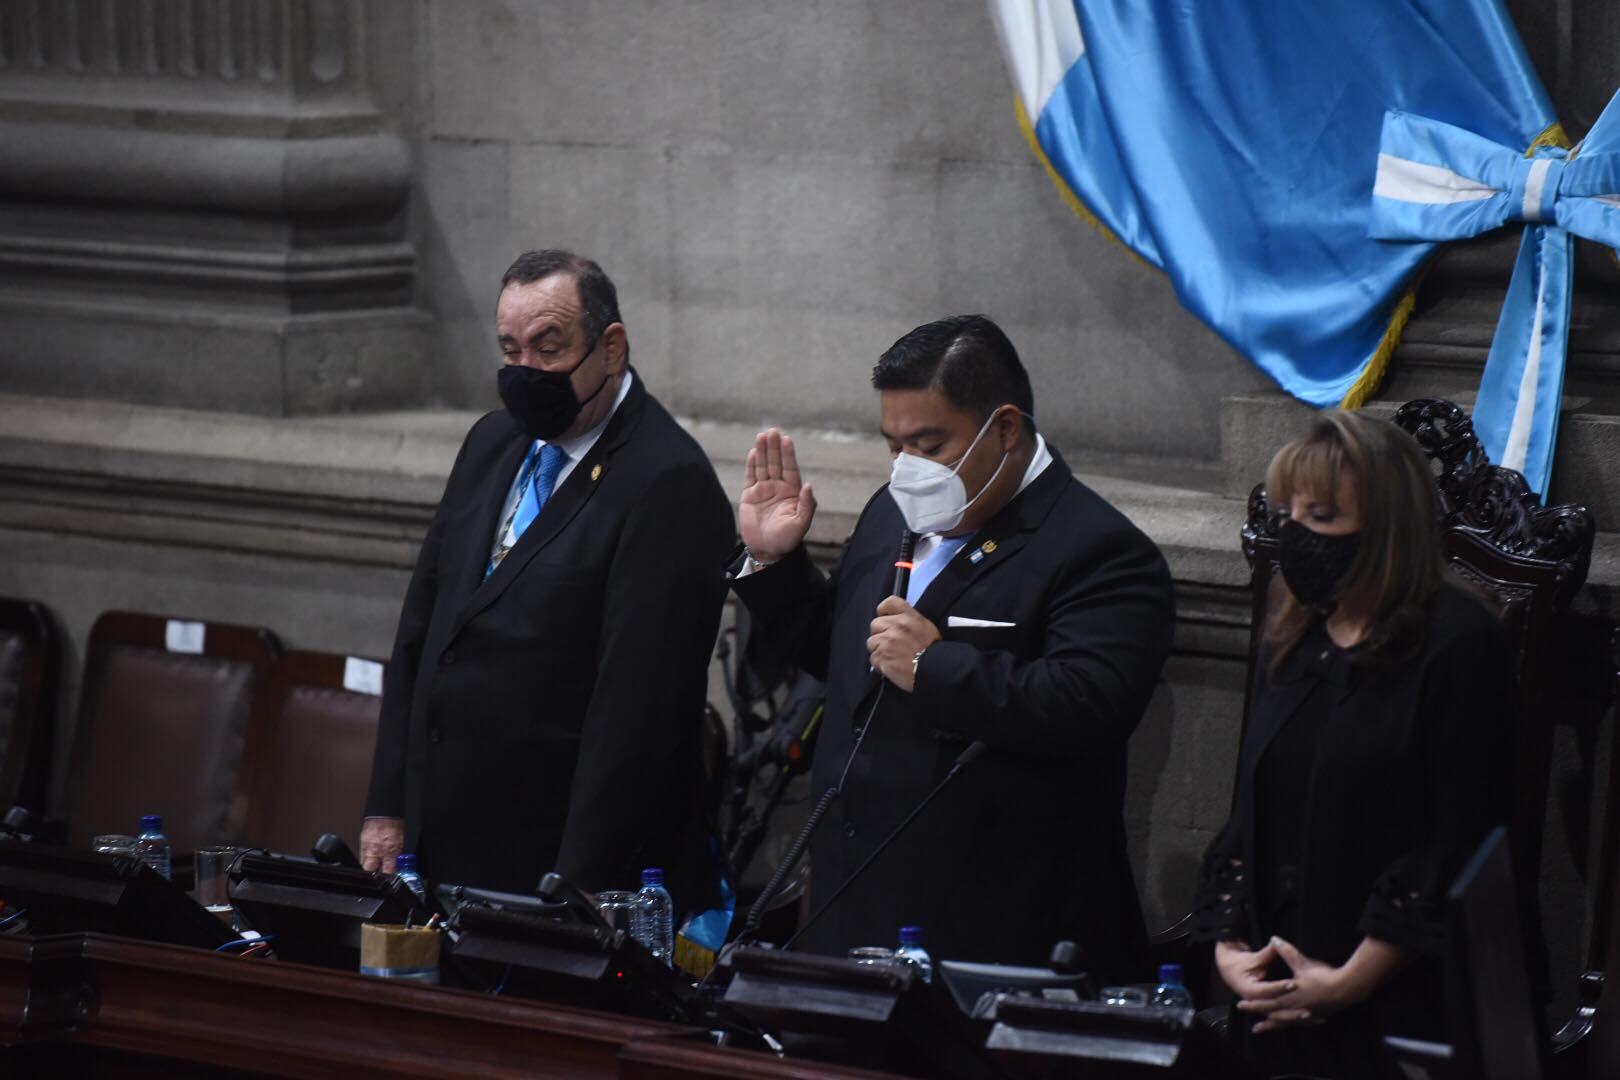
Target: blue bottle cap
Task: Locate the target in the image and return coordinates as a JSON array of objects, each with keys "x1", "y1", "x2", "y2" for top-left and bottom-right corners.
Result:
[
  {"x1": 395, "y1": 853, "x2": 417, "y2": 872},
  {"x1": 899, "y1": 925, "x2": 923, "y2": 946},
  {"x1": 140, "y1": 814, "x2": 163, "y2": 832},
  {"x1": 1158, "y1": 962, "x2": 1184, "y2": 984},
  {"x1": 641, "y1": 867, "x2": 663, "y2": 886}
]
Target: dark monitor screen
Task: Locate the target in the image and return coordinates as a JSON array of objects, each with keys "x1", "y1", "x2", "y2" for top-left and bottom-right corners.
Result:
[
  {"x1": 0, "y1": 839, "x2": 237, "y2": 949},
  {"x1": 228, "y1": 850, "x2": 423, "y2": 969}
]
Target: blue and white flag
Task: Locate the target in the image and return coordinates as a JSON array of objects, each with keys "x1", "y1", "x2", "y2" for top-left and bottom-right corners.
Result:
[
  {"x1": 990, "y1": 0, "x2": 1613, "y2": 494},
  {"x1": 986, "y1": 1, "x2": 1159, "y2": 266},
  {"x1": 1370, "y1": 97, "x2": 1620, "y2": 490}
]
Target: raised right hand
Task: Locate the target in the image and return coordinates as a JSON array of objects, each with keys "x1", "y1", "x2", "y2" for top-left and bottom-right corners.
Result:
[
  {"x1": 739, "y1": 428, "x2": 816, "y2": 561},
  {"x1": 359, "y1": 816, "x2": 404, "y2": 874}
]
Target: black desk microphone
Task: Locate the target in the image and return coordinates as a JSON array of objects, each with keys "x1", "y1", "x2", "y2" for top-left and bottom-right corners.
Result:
[{"x1": 782, "y1": 740, "x2": 988, "y2": 952}]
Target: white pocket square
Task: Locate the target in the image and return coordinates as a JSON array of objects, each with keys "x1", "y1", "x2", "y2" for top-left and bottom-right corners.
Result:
[{"x1": 947, "y1": 616, "x2": 1016, "y2": 628}]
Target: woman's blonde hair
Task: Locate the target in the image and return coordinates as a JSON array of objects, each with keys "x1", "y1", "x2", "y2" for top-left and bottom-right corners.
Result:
[{"x1": 1264, "y1": 409, "x2": 1452, "y2": 670}]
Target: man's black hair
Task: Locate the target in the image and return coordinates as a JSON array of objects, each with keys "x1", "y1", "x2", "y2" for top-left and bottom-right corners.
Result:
[
  {"x1": 871, "y1": 314, "x2": 1035, "y2": 422},
  {"x1": 501, "y1": 250, "x2": 625, "y2": 353}
]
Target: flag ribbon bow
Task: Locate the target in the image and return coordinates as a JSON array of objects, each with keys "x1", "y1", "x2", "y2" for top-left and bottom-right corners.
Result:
[{"x1": 1370, "y1": 91, "x2": 1620, "y2": 493}]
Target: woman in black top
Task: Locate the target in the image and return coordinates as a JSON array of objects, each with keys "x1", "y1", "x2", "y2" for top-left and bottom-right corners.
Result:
[{"x1": 1190, "y1": 410, "x2": 1513, "y2": 1079}]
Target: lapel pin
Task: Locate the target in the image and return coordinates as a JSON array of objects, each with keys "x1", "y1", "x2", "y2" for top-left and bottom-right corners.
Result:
[
  {"x1": 980, "y1": 540, "x2": 998, "y2": 554},
  {"x1": 969, "y1": 549, "x2": 985, "y2": 565},
  {"x1": 590, "y1": 464, "x2": 602, "y2": 481}
]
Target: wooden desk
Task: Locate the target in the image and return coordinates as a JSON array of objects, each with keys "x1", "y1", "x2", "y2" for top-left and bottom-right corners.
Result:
[{"x1": 0, "y1": 934, "x2": 899, "y2": 1078}]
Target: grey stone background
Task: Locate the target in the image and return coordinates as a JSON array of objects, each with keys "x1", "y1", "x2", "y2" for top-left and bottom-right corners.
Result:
[
  {"x1": 396, "y1": 0, "x2": 1267, "y2": 461},
  {"x1": 0, "y1": 0, "x2": 1616, "y2": 1023}
]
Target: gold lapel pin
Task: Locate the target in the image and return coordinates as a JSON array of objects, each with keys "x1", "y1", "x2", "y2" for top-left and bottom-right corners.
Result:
[
  {"x1": 981, "y1": 540, "x2": 997, "y2": 554},
  {"x1": 590, "y1": 464, "x2": 602, "y2": 481}
]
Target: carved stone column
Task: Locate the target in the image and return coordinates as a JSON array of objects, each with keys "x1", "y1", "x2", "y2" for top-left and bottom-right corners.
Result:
[{"x1": 0, "y1": 0, "x2": 426, "y2": 414}]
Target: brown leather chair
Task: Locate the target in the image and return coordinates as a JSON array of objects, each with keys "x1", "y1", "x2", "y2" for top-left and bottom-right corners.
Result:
[
  {"x1": 67, "y1": 611, "x2": 280, "y2": 853},
  {"x1": 240, "y1": 650, "x2": 385, "y2": 856},
  {"x1": 0, "y1": 598, "x2": 60, "y2": 813}
]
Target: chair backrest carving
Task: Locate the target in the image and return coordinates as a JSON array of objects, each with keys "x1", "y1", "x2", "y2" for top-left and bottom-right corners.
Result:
[{"x1": 1240, "y1": 397, "x2": 1597, "y2": 885}]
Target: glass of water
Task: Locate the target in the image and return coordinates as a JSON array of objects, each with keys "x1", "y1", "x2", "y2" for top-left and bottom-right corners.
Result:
[
  {"x1": 595, "y1": 890, "x2": 639, "y2": 933},
  {"x1": 193, "y1": 846, "x2": 239, "y2": 929},
  {"x1": 92, "y1": 834, "x2": 138, "y2": 858},
  {"x1": 847, "y1": 946, "x2": 897, "y2": 965}
]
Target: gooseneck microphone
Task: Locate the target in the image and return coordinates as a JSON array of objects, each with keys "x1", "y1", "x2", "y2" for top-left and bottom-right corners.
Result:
[
  {"x1": 739, "y1": 784, "x2": 837, "y2": 940},
  {"x1": 736, "y1": 531, "x2": 920, "y2": 944},
  {"x1": 782, "y1": 740, "x2": 988, "y2": 952},
  {"x1": 892, "y1": 530, "x2": 917, "y2": 598}
]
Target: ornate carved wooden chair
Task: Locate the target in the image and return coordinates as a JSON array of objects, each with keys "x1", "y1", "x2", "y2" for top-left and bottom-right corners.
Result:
[
  {"x1": 1154, "y1": 397, "x2": 1599, "y2": 1024},
  {"x1": 1241, "y1": 397, "x2": 1595, "y2": 893}
]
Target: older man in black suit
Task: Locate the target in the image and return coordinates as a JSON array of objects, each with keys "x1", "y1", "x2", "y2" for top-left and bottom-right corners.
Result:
[
  {"x1": 361, "y1": 250, "x2": 733, "y2": 914},
  {"x1": 730, "y1": 315, "x2": 1174, "y2": 980}
]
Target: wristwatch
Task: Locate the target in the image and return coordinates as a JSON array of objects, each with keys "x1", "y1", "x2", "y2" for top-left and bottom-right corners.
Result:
[{"x1": 912, "y1": 648, "x2": 927, "y2": 681}]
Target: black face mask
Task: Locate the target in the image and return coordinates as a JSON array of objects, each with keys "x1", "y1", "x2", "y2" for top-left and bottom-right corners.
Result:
[
  {"x1": 1276, "y1": 518, "x2": 1361, "y2": 608},
  {"x1": 497, "y1": 333, "x2": 611, "y2": 440}
]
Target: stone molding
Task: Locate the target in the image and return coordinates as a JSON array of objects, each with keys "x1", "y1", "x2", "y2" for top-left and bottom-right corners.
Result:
[
  {"x1": 0, "y1": 394, "x2": 1261, "y2": 655},
  {"x1": 0, "y1": 1, "x2": 425, "y2": 414}
]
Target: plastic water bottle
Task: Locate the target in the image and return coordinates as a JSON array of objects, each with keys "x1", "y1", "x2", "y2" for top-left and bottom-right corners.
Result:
[
  {"x1": 895, "y1": 925, "x2": 933, "y2": 983},
  {"x1": 1151, "y1": 962, "x2": 1193, "y2": 1008},
  {"x1": 135, "y1": 814, "x2": 172, "y2": 881},
  {"x1": 634, "y1": 867, "x2": 674, "y2": 966},
  {"x1": 394, "y1": 853, "x2": 427, "y2": 904}
]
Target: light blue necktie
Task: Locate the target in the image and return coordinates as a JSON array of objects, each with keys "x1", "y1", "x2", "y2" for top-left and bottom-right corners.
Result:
[
  {"x1": 905, "y1": 536, "x2": 970, "y2": 606},
  {"x1": 512, "y1": 443, "x2": 567, "y2": 542}
]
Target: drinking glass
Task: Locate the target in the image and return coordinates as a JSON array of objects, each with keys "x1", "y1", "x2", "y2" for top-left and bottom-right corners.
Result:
[
  {"x1": 595, "y1": 890, "x2": 639, "y2": 934},
  {"x1": 91, "y1": 834, "x2": 138, "y2": 858},
  {"x1": 847, "y1": 946, "x2": 896, "y2": 965},
  {"x1": 193, "y1": 845, "x2": 240, "y2": 929}
]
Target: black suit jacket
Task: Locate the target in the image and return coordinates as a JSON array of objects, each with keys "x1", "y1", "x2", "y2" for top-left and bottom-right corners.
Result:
[
  {"x1": 1190, "y1": 587, "x2": 1514, "y2": 1052},
  {"x1": 731, "y1": 448, "x2": 1174, "y2": 979},
  {"x1": 365, "y1": 373, "x2": 735, "y2": 910}
]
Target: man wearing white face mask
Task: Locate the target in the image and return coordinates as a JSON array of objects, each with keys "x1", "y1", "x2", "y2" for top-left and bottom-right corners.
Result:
[{"x1": 728, "y1": 314, "x2": 1175, "y2": 979}]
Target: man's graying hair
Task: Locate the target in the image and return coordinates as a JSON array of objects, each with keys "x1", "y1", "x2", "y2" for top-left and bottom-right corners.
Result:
[{"x1": 501, "y1": 250, "x2": 627, "y2": 358}]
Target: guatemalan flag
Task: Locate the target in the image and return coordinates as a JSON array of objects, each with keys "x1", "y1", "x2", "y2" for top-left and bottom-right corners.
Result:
[{"x1": 990, "y1": 0, "x2": 1620, "y2": 495}]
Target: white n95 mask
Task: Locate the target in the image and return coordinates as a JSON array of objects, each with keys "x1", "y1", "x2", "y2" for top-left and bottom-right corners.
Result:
[{"x1": 888, "y1": 409, "x2": 1010, "y2": 534}]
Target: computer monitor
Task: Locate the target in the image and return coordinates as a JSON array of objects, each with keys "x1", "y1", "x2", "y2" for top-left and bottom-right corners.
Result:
[
  {"x1": 227, "y1": 850, "x2": 424, "y2": 969},
  {"x1": 720, "y1": 945, "x2": 1001, "y2": 1080},
  {"x1": 445, "y1": 894, "x2": 709, "y2": 1024},
  {"x1": 0, "y1": 838, "x2": 237, "y2": 949}
]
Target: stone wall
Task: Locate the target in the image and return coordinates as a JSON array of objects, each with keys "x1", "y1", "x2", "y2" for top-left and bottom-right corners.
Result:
[{"x1": 400, "y1": 0, "x2": 1269, "y2": 463}]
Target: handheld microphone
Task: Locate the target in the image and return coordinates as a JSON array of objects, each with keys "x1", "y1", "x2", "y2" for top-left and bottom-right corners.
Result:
[
  {"x1": 782, "y1": 740, "x2": 988, "y2": 952},
  {"x1": 892, "y1": 530, "x2": 917, "y2": 598}
]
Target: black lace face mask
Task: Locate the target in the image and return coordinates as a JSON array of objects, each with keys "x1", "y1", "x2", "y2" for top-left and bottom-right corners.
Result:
[{"x1": 1277, "y1": 518, "x2": 1361, "y2": 607}]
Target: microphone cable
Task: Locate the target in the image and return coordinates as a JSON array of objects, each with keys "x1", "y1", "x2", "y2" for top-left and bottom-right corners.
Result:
[
  {"x1": 782, "y1": 741, "x2": 987, "y2": 952},
  {"x1": 735, "y1": 529, "x2": 915, "y2": 941}
]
